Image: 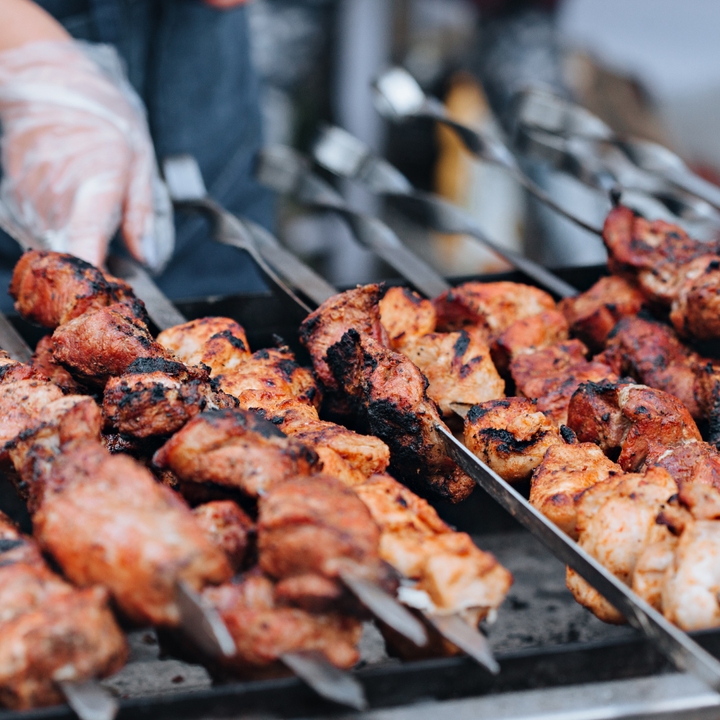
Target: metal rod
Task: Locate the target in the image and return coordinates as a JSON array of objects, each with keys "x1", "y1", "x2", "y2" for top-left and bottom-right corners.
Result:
[
  {"x1": 58, "y1": 680, "x2": 119, "y2": 720},
  {"x1": 256, "y1": 145, "x2": 452, "y2": 299},
  {"x1": 436, "y1": 423, "x2": 720, "y2": 691},
  {"x1": 280, "y1": 650, "x2": 367, "y2": 710},
  {"x1": 0, "y1": 311, "x2": 32, "y2": 363},
  {"x1": 424, "y1": 612, "x2": 499, "y2": 675},
  {"x1": 312, "y1": 125, "x2": 579, "y2": 298},
  {"x1": 372, "y1": 67, "x2": 603, "y2": 237}
]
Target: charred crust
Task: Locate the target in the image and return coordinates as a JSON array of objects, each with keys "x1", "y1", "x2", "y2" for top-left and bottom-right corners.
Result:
[
  {"x1": 213, "y1": 330, "x2": 248, "y2": 352},
  {"x1": 277, "y1": 358, "x2": 300, "y2": 381},
  {"x1": 453, "y1": 331, "x2": 471, "y2": 360},
  {"x1": 560, "y1": 425, "x2": 577, "y2": 444},
  {"x1": 127, "y1": 357, "x2": 187, "y2": 377},
  {"x1": 0, "y1": 538, "x2": 24, "y2": 553},
  {"x1": 255, "y1": 349, "x2": 270, "y2": 360},
  {"x1": 478, "y1": 427, "x2": 544, "y2": 455},
  {"x1": 467, "y1": 405, "x2": 489, "y2": 422}
]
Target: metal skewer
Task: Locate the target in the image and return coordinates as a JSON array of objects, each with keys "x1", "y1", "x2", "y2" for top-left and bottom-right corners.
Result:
[
  {"x1": 436, "y1": 423, "x2": 720, "y2": 691},
  {"x1": 312, "y1": 124, "x2": 579, "y2": 299},
  {"x1": 256, "y1": 145, "x2": 452, "y2": 299},
  {"x1": 372, "y1": 67, "x2": 604, "y2": 237},
  {"x1": 58, "y1": 680, "x2": 119, "y2": 720}
]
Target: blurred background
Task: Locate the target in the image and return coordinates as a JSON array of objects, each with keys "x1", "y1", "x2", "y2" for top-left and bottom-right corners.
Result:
[{"x1": 249, "y1": 0, "x2": 720, "y2": 286}]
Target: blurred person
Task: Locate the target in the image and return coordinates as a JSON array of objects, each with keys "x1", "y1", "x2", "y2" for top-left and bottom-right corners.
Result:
[{"x1": 0, "y1": 0, "x2": 273, "y2": 310}]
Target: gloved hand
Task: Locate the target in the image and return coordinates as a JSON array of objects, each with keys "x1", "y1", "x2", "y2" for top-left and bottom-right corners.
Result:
[{"x1": 0, "y1": 40, "x2": 174, "y2": 271}]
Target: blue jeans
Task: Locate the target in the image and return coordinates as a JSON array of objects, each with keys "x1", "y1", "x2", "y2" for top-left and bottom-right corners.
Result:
[{"x1": 0, "y1": 0, "x2": 273, "y2": 310}]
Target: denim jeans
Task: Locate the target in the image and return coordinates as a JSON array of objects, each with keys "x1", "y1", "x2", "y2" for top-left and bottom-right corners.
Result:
[{"x1": 0, "y1": 0, "x2": 273, "y2": 309}]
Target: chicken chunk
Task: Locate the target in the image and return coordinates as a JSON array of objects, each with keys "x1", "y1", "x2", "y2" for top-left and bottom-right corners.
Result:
[
  {"x1": 193, "y1": 501, "x2": 255, "y2": 572},
  {"x1": 10, "y1": 250, "x2": 135, "y2": 328},
  {"x1": 559, "y1": 275, "x2": 646, "y2": 351},
  {"x1": 326, "y1": 328, "x2": 474, "y2": 502},
  {"x1": 400, "y1": 330, "x2": 505, "y2": 419},
  {"x1": 30, "y1": 335, "x2": 83, "y2": 394},
  {"x1": 530, "y1": 443, "x2": 622, "y2": 538},
  {"x1": 464, "y1": 398, "x2": 562, "y2": 483},
  {"x1": 566, "y1": 467, "x2": 678, "y2": 623},
  {"x1": 433, "y1": 281, "x2": 556, "y2": 342},
  {"x1": 153, "y1": 409, "x2": 320, "y2": 497},
  {"x1": 299, "y1": 283, "x2": 389, "y2": 390},
  {"x1": 379, "y1": 286, "x2": 437, "y2": 350}
]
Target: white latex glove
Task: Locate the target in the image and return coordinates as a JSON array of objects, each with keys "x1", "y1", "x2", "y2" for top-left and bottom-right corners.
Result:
[{"x1": 0, "y1": 40, "x2": 174, "y2": 271}]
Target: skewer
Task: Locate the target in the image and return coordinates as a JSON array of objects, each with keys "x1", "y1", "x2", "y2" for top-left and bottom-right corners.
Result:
[
  {"x1": 372, "y1": 67, "x2": 604, "y2": 237},
  {"x1": 175, "y1": 581, "x2": 236, "y2": 659},
  {"x1": 58, "y1": 681, "x2": 119, "y2": 720},
  {"x1": 312, "y1": 124, "x2": 579, "y2": 299},
  {"x1": 255, "y1": 145, "x2": 452, "y2": 299},
  {"x1": 436, "y1": 423, "x2": 720, "y2": 691}
]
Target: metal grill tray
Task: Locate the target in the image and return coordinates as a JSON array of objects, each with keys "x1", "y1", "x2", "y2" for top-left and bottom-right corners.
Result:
[{"x1": 2, "y1": 263, "x2": 719, "y2": 719}]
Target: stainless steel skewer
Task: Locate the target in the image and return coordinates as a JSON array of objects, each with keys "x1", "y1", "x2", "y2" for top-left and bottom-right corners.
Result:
[
  {"x1": 436, "y1": 424, "x2": 720, "y2": 691},
  {"x1": 373, "y1": 67, "x2": 604, "y2": 237},
  {"x1": 58, "y1": 680, "x2": 119, "y2": 720},
  {"x1": 312, "y1": 124, "x2": 579, "y2": 298},
  {"x1": 256, "y1": 145, "x2": 452, "y2": 299}
]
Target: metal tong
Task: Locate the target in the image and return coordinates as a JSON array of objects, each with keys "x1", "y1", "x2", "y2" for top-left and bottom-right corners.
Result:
[
  {"x1": 512, "y1": 88, "x2": 720, "y2": 229},
  {"x1": 437, "y1": 425, "x2": 720, "y2": 694},
  {"x1": 373, "y1": 67, "x2": 604, "y2": 236},
  {"x1": 312, "y1": 124, "x2": 579, "y2": 298},
  {"x1": 256, "y1": 145, "x2": 452, "y2": 299}
]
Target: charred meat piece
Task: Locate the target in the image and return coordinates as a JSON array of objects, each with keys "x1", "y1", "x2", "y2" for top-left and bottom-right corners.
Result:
[
  {"x1": 193, "y1": 501, "x2": 255, "y2": 573},
  {"x1": 216, "y1": 347, "x2": 320, "y2": 412},
  {"x1": 379, "y1": 286, "x2": 437, "y2": 350},
  {"x1": 599, "y1": 315, "x2": 702, "y2": 419},
  {"x1": 277, "y1": 404, "x2": 390, "y2": 478},
  {"x1": 153, "y1": 409, "x2": 320, "y2": 497},
  {"x1": 299, "y1": 284, "x2": 388, "y2": 391},
  {"x1": 157, "y1": 317, "x2": 251, "y2": 375},
  {"x1": 29, "y1": 335, "x2": 83, "y2": 394},
  {"x1": 9, "y1": 250, "x2": 135, "y2": 328},
  {"x1": 568, "y1": 380, "x2": 702, "y2": 471},
  {"x1": 33, "y1": 440, "x2": 232, "y2": 626},
  {"x1": 490, "y1": 309, "x2": 569, "y2": 377},
  {"x1": 355, "y1": 474, "x2": 512, "y2": 617},
  {"x1": 645, "y1": 441, "x2": 720, "y2": 496},
  {"x1": 257, "y1": 474, "x2": 396, "y2": 610},
  {"x1": 511, "y1": 339, "x2": 617, "y2": 426},
  {"x1": 399, "y1": 330, "x2": 505, "y2": 420},
  {"x1": 603, "y1": 206, "x2": 720, "y2": 339},
  {"x1": 464, "y1": 398, "x2": 562, "y2": 483},
  {"x1": 51, "y1": 300, "x2": 172, "y2": 386},
  {"x1": 433, "y1": 281, "x2": 556, "y2": 342},
  {"x1": 201, "y1": 571, "x2": 362, "y2": 678},
  {"x1": 530, "y1": 443, "x2": 622, "y2": 538},
  {"x1": 0, "y1": 512, "x2": 127, "y2": 710},
  {"x1": 559, "y1": 275, "x2": 646, "y2": 352},
  {"x1": 566, "y1": 467, "x2": 678, "y2": 624},
  {"x1": 326, "y1": 329, "x2": 474, "y2": 503}
]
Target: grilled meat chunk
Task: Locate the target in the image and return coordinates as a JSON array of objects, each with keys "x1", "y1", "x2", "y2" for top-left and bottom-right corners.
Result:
[
  {"x1": 299, "y1": 284, "x2": 388, "y2": 391},
  {"x1": 153, "y1": 409, "x2": 320, "y2": 497},
  {"x1": 10, "y1": 250, "x2": 135, "y2": 328},
  {"x1": 603, "y1": 205, "x2": 720, "y2": 339},
  {"x1": 559, "y1": 275, "x2": 646, "y2": 351},
  {"x1": 355, "y1": 474, "x2": 512, "y2": 618},
  {"x1": 257, "y1": 474, "x2": 396, "y2": 608},
  {"x1": 380, "y1": 286, "x2": 437, "y2": 350},
  {"x1": 599, "y1": 315, "x2": 702, "y2": 419},
  {"x1": 568, "y1": 380, "x2": 702, "y2": 471},
  {"x1": 491, "y1": 309, "x2": 569, "y2": 376},
  {"x1": 33, "y1": 440, "x2": 232, "y2": 626},
  {"x1": 530, "y1": 443, "x2": 622, "y2": 538},
  {"x1": 464, "y1": 398, "x2": 562, "y2": 483},
  {"x1": 645, "y1": 441, "x2": 720, "y2": 495},
  {"x1": 157, "y1": 317, "x2": 251, "y2": 374},
  {"x1": 433, "y1": 281, "x2": 556, "y2": 342},
  {"x1": 193, "y1": 501, "x2": 255, "y2": 572},
  {"x1": 52, "y1": 300, "x2": 172, "y2": 386},
  {"x1": 566, "y1": 468, "x2": 678, "y2": 623},
  {"x1": 202, "y1": 572, "x2": 362, "y2": 677},
  {"x1": 326, "y1": 328, "x2": 474, "y2": 502},
  {"x1": 30, "y1": 335, "x2": 83, "y2": 393},
  {"x1": 0, "y1": 512, "x2": 127, "y2": 710},
  {"x1": 400, "y1": 330, "x2": 505, "y2": 419},
  {"x1": 511, "y1": 339, "x2": 617, "y2": 426}
]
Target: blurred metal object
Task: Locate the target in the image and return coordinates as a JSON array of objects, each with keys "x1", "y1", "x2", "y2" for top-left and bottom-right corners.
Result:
[
  {"x1": 514, "y1": 88, "x2": 720, "y2": 223},
  {"x1": 313, "y1": 125, "x2": 579, "y2": 297},
  {"x1": 437, "y1": 424, "x2": 720, "y2": 693},
  {"x1": 58, "y1": 680, "x2": 119, "y2": 720},
  {"x1": 162, "y1": 154, "x2": 314, "y2": 314},
  {"x1": 256, "y1": 145, "x2": 452, "y2": 298},
  {"x1": 424, "y1": 612, "x2": 499, "y2": 675},
  {"x1": 373, "y1": 67, "x2": 603, "y2": 236},
  {"x1": 0, "y1": 312, "x2": 32, "y2": 363}
]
